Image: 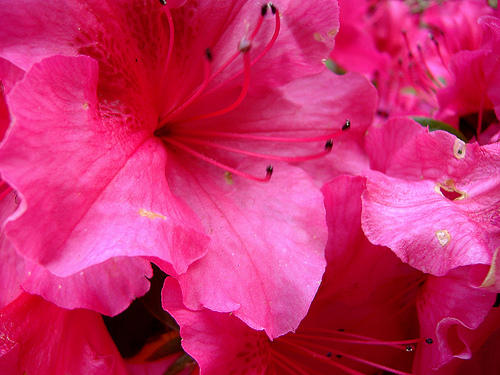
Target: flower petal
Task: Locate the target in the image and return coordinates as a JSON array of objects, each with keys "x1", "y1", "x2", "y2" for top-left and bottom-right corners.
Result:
[
  {"x1": 0, "y1": 55, "x2": 208, "y2": 276},
  {"x1": 166, "y1": 157, "x2": 327, "y2": 338}
]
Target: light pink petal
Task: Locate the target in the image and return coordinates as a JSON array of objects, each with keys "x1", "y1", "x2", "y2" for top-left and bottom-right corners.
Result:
[
  {"x1": 0, "y1": 292, "x2": 129, "y2": 375},
  {"x1": 22, "y1": 257, "x2": 152, "y2": 316},
  {"x1": 162, "y1": 277, "x2": 270, "y2": 375},
  {"x1": 166, "y1": 158, "x2": 327, "y2": 338},
  {"x1": 364, "y1": 116, "x2": 427, "y2": 173},
  {"x1": 0, "y1": 55, "x2": 208, "y2": 276},
  {"x1": 362, "y1": 170, "x2": 499, "y2": 275},
  {"x1": 415, "y1": 267, "x2": 500, "y2": 371}
]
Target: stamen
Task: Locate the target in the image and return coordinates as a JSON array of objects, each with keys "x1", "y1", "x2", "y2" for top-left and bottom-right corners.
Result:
[
  {"x1": 158, "y1": 49, "x2": 213, "y2": 127},
  {"x1": 279, "y1": 337, "x2": 415, "y2": 375},
  {"x1": 168, "y1": 127, "x2": 345, "y2": 143},
  {"x1": 162, "y1": 136, "x2": 272, "y2": 182},
  {"x1": 342, "y1": 119, "x2": 351, "y2": 130},
  {"x1": 177, "y1": 50, "x2": 252, "y2": 123},
  {"x1": 169, "y1": 135, "x2": 334, "y2": 162},
  {"x1": 206, "y1": 5, "x2": 281, "y2": 96},
  {"x1": 417, "y1": 43, "x2": 444, "y2": 89},
  {"x1": 272, "y1": 341, "x2": 365, "y2": 375},
  {"x1": 293, "y1": 328, "x2": 430, "y2": 351},
  {"x1": 429, "y1": 33, "x2": 450, "y2": 73},
  {"x1": 157, "y1": 2, "x2": 175, "y2": 102}
]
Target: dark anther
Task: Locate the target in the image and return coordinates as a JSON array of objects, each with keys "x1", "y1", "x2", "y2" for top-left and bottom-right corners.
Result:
[
  {"x1": 493, "y1": 293, "x2": 500, "y2": 308},
  {"x1": 338, "y1": 328, "x2": 344, "y2": 332},
  {"x1": 336, "y1": 354, "x2": 342, "y2": 359},
  {"x1": 261, "y1": 4, "x2": 268, "y2": 16},
  {"x1": 425, "y1": 338, "x2": 434, "y2": 345},
  {"x1": 266, "y1": 165, "x2": 274, "y2": 175},
  {"x1": 205, "y1": 48, "x2": 213, "y2": 62},
  {"x1": 325, "y1": 139, "x2": 333, "y2": 150},
  {"x1": 269, "y1": 3, "x2": 277, "y2": 14},
  {"x1": 159, "y1": 0, "x2": 167, "y2": 5},
  {"x1": 342, "y1": 119, "x2": 351, "y2": 131},
  {"x1": 406, "y1": 345, "x2": 415, "y2": 352},
  {"x1": 326, "y1": 352, "x2": 332, "y2": 357}
]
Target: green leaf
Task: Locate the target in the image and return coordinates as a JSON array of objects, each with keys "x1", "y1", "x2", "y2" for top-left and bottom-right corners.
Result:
[{"x1": 412, "y1": 117, "x2": 468, "y2": 142}]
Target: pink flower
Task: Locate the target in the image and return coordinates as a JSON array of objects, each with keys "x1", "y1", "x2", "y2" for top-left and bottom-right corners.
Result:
[
  {"x1": 0, "y1": 0, "x2": 370, "y2": 337},
  {"x1": 162, "y1": 175, "x2": 500, "y2": 374},
  {"x1": 437, "y1": 16, "x2": 500, "y2": 143},
  {"x1": 0, "y1": 292, "x2": 129, "y2": 375},
  {"x1": 162, "y1": 176, "x2": 424, "y2": 374},
  {"x1": 362, "y1": 117, "x2": 500, "y2": 279}
]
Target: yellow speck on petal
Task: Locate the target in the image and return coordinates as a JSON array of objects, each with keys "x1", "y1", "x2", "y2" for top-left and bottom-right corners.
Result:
[
  {"x1": 453, "y1": 138, "x2": 466, "y2": 159},
  {"x1": 481, "y1": 247, "x2": 499, "y2": 288},
  {"x1": 83, "y1": 102, "x2": 89, "y2": 110},
  {"x1": 435, "y1": 230, "x2": 451, "y2": 247},
  {"x1": 313, "y1": 32, "x2": 323, "y2": 42},
  {"x1": 139, "y1": 209, "x2": 166, "y2": 220},
  {"x1": 327, "y1": 29, "x2": 338, "y2": 37},
  {"x1": 225, "y1": 171, "x2": 234, "y2": 185}
]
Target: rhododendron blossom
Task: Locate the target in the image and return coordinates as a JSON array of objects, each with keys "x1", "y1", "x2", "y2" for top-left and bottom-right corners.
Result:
[
  {"x1": 162, "y1": 175, "x2": 500, "y2": 374},
  {"x1": 0, "y1": 0, "x2": 375, "y2": 338},
  {"x1": 1, "y1": 0, "x2": 500, "y2": 373}
]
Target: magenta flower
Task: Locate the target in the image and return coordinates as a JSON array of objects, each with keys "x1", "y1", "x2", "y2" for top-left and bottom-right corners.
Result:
[
  {"x1": 0, "y1": 0, "x2": 360, "y2": 337},
  {"x1": 162, "y1": 176, "x2": 424, "y2": 375},
  {"x1": 362, "y1": 117, "x2": 500, "y2": 280}
]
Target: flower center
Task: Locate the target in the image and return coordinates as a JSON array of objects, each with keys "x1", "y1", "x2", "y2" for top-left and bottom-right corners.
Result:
[
  {"x1": 269, "y1": 274, "x2": 433, "y2": 375},
  {"x1": 154, "y1": 2, "x2": 348, "y2": 182}
]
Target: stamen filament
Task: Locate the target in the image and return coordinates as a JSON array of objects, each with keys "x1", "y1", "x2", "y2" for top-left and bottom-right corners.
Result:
[
  {"x1": 169, "y1": 128, "x2": 344, "y2": 143},
  {"x1": 162, "y1": 136, "x2": 272, "y2": 182},
  {"x1": 177, "y1": 51, "x2": 252, "y2": 123},
  {"x1": 270, "y1": 347, "x2": 313, "y2": 375},
  {"x1": 430, "y1": 34, "x2": 450, "y2": 74},
  {"x1": 417, "y1": 43, "x2": 444, "y2": 89},
  {"x1": 170, "y1": 135, "x2": 333, "y2": 162},
  {"x1": 157, "y1": 4, "x2": 175, "y2": 100},
  {"x1": 205, "y1": 7, "x2": 281, "y2": 97},
  {"x1": 279, "y1": 337, "x2": 414, "y2": 375},
  {"x1": 288, "y1": 332, "x2": 427, "y2": 351}
]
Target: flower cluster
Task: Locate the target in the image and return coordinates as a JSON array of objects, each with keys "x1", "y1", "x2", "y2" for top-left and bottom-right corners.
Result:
[{"x1": 0, "y1": 0, "x2": 499, "y2": 374}]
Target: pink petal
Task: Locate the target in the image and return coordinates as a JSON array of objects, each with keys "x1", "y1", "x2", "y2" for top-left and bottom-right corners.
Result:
[
  {"x1": 22, "y1": 257, "x2": 153, "y2": 316},
  {"x1": 415, "y1": 267, "x2": 500, "y2": 371},
  {"x1": 162, "y1": 277, "x2": 269, "y2": 375},
  {"x1": 364, "y1": 116, "x2": 427, "y2": 173},
  {"x1": 0, "y1": 55, "x2": 208, "y2": 276},
  {"x1": 0, "y1": 292, "x2": 129, "y2": 375},
  {"x1": 166, "y1": 158, "x2": 327, "y2": 338},
  {"x1": 362, "y1": 130, "x2": 500, "y2": 275}
]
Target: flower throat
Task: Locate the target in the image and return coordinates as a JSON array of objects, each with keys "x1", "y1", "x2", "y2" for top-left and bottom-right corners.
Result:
[{"x1": 155, "y1": 2, "x2": 349, "y2": 182}]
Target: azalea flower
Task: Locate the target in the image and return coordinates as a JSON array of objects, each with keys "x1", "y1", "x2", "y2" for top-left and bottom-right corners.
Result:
[
  {"x1": 0, "y1": 0, "x2": 377, "y2": 337},
  {"x1": 161, "y1": 175, "x2": 500, "y2": 374}
]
